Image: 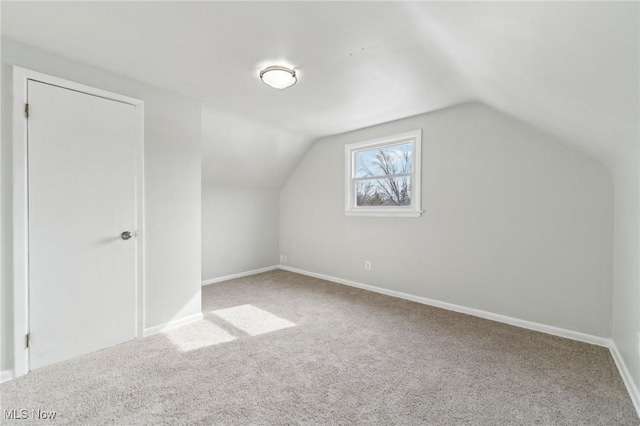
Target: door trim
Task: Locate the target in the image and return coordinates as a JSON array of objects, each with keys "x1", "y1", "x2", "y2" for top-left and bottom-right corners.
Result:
[{"x1": 12, "y1": 66, "x2": 145, "y2": 377}]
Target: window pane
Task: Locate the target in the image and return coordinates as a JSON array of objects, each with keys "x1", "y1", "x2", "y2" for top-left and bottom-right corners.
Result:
[
  {"x1": 356, "y1": 176, "x2": 411, "y2": 206},
  {"x1": 354, "y1": 142, "x2": 413, "y2": 178}
]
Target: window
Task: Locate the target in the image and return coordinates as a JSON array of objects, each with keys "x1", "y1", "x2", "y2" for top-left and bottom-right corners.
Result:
[{"x1": 345, "y1": 129, "x2": 422, "y2": 217}]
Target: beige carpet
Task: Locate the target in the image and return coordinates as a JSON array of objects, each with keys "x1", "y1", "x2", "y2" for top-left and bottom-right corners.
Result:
[{"x1": 1, "y1": 270, "x2": 638, "y2": 425}]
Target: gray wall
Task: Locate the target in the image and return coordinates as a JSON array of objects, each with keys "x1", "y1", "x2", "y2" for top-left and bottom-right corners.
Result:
[
  {"x1": 202, "y1": 186, "x2": 279, "y2": 281},
  {"x1": 611, "y1": 161, "x2": 640, "y2": 396},
  {"x1": 280, "y1": 103, "x2": 613, "y2": 338},
  {"x1": 1, "y1": 39, "x2": 202, "y2": 370},
  {"x1": 199, "y1": 103, "x2": 302, "y2": 283}
]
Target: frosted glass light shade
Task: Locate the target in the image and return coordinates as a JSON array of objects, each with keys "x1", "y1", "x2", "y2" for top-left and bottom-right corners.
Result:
[{"x1": 260, "y1": 66, "x2": 297, "y2": 90}]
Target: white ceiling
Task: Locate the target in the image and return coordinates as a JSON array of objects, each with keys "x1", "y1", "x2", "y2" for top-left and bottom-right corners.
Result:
[{"x1": 2, "y1": 2, "x2": 638, "y2": 186}]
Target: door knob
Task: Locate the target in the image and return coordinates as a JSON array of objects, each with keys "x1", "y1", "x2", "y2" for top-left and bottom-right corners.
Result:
[{"x1": 121, "y1": 231, "x2": 133, "y2": 240}]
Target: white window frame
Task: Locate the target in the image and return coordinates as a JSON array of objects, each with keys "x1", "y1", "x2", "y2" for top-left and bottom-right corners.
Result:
[{"x1": 344, "y1": 129, "x2": 422, "y2": 217}]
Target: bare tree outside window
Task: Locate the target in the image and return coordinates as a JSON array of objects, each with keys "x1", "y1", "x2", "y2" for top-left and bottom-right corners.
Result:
[
  {"x1": 345, "y1": 129, "x2": 421, "y2": 217},
  {"x1": 355, "y1": 144, "x2": 412, "y2": 206}
]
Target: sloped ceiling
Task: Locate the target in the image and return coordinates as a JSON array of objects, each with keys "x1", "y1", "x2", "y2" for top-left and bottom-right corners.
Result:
[
  {"x1": 201, "y1": 105, "x2": 311, "y2": 188},
  {"x1": 408, "y1": 2, "x2": 639, "y2": 173},
  {"x1": 2, "y1": 2, "x2": 638, "y2": 186}
]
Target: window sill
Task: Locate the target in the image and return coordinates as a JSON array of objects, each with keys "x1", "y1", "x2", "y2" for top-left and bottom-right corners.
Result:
[{"x1": 344, "y1": 209, "x2": 423, "y2": 218}]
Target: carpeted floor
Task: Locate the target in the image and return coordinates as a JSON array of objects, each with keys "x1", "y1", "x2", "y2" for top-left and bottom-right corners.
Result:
[{"x1": 1, "y1": 270, "x2": 638, "y2": 425}]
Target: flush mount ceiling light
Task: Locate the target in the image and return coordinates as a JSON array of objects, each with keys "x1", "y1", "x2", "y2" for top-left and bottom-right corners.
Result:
[{"x1": 259, "y1": 65, "x2": 297, "y2": 90}]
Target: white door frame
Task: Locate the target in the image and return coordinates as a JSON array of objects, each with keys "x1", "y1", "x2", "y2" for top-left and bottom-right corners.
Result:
[{"x1": 12, "y1": 66, "x2": 145, "y2": 377}]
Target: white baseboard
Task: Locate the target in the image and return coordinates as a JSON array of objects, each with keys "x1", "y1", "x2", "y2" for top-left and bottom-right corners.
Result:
[
  {"x1": 1, "y1": 370, "x2": 14, "y2": 383},
  {"x1": 202, "y1": 265, "x2": 279, "y2": 286},
  {"x1": 610, "y1": 342, "x2": 640, "y2": 416},
  {"x1": 279, "y1": 265, "x2": 610, "y2": 347},
  {"x1": 143, "y1": 312, "x2": 203, "y2": 337}
]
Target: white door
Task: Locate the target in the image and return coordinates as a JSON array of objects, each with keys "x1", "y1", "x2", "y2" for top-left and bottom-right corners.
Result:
[{"x1": 28, "y1": 80, "x2": 138, "y2": 370}]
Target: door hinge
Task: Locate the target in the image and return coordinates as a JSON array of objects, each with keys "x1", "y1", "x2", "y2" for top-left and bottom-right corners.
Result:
[
  {"x1": 25, "y1": 333, "x2": 30, "y2": 348},
  {"x1": 25, "y1": 103, "x2": 29, "y2": 119}
]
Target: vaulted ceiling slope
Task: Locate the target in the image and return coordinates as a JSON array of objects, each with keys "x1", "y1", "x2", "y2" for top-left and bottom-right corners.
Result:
[{"x1": 2, "y1": 2, "x2": 638, "y2": 183}]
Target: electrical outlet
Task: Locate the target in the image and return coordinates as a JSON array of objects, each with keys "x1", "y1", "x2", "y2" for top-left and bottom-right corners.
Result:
[
  {"x1": 364, "y1": 260, "x2": 372, "y2": 271},
  {"x1": 283, "y1": 255, "x2": 288, "y2": 264}
]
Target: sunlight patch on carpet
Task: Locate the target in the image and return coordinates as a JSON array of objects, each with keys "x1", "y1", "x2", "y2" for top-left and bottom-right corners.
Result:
[
  {"x1": 165, "y1": 319, "x2": 237, "y2": 351},
  {"x1": 211, "y1": 304, "x2": 296, "y2": 336}
]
